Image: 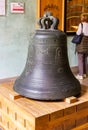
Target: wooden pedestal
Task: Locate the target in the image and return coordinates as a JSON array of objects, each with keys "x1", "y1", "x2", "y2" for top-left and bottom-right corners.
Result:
[{"x1": 0, "y1": 79, "x2": 88, "y2": 130}]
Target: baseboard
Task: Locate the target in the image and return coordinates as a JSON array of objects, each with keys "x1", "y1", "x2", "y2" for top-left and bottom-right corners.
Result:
[{"x1": 71, "y1": 66, "x2": 78, "y2": 75}]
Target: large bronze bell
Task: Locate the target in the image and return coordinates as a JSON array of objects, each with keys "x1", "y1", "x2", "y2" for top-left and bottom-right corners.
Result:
[{"x1": 13, "y1": 12, "x2": 81, "y2": 100}]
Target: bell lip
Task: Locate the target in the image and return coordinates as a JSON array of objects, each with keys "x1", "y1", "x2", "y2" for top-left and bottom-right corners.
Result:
[{"x1": 13, "y1": 83, "x2": 81, "y2": 101}]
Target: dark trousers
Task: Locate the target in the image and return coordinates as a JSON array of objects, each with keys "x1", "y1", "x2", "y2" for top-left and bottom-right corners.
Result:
[{"x1": 77, "y1": 53, "x2": 88, "y2": 75}]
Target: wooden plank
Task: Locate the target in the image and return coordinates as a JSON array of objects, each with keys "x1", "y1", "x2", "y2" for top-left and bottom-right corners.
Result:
[
  {"x1": 63, "y1": 119, "x2": 76, "y2": 130},
  {"x1": 0, "y1": 83, "x2": 49, "y2": 128},
  {"x1": 76, "y1": 101, "x2": 88, "y2": 111},
  {"x1": 0, "y1": 86, "x2": 22, "y2": 100},
  {"x1": 64, "y1": 96, "x2": 77, "y2": 104},
  {"x1": 26, "y1": 98, "x2": 64, "y2": 121},
  {"x1": 76, "y1": 116, "x2": 88, "y2": 127},
  {"x1": 0, "y1": 93, "x2": 37, "y2": 130},
  {"x1": 72, "y1": 122, "x2": 88, "y2": 130},
  {"x1": 15, "y1": 98, "x2": 50, "y2": 126}
]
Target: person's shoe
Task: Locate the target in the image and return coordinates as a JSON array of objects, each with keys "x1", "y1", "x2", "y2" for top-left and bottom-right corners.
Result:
[{"x1": 76, "y1": 74, "x2": 83, "y2": 80}]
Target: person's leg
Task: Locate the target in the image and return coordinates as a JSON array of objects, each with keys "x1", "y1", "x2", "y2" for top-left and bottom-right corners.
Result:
[
  {"x1": 77, "y1": 53, "x2": 84, "y2": 76},
  {"x1": 84, "y1": 54, "x2": 88, "y2": 75}
]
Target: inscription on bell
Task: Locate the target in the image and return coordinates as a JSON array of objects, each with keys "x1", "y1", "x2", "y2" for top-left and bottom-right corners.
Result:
[
  {"x1": 37, "y1": 47, "x2": 49, "y2": 55},
  {"x1": 35, "y1": 38, "x2": 59, "y2": 44}
]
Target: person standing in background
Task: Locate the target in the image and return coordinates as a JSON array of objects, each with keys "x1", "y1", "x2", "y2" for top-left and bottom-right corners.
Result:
[{"x1": 76, "y1": 13, "x2": 88, "y2": 80}]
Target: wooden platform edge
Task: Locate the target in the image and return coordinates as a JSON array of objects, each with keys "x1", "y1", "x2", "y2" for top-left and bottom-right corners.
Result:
[{"x1": 72, "y1": 122, "x2": 88, "y2": 130}]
